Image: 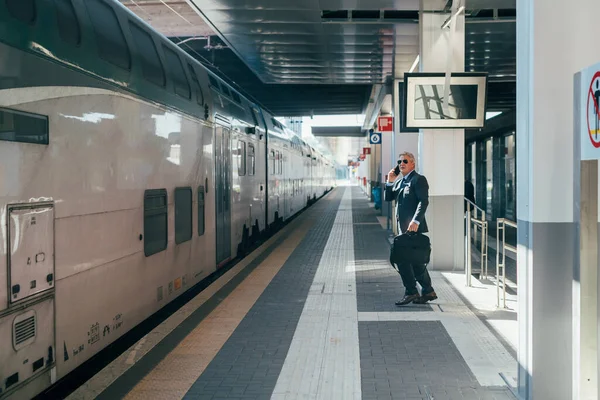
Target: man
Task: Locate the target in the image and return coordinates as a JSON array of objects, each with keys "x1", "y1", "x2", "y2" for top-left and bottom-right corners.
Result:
[
  {"x1": 464, "y1": 178, "x2": 475, "y2": 212},
  {"x1": 385, "y1": 152, "x2": 437, "y2": 305}
]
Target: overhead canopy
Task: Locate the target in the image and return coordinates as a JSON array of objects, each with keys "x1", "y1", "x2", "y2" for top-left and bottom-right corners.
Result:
[{"x1": 120, "y1": 0, "x2": 515, "y2": 116}]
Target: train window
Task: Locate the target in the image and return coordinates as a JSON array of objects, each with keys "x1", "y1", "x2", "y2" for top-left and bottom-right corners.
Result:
[
  {"x1": 175, "y1": 187, "x2": 192, "y2": 244},
  {"x1": 231, "y1": 91, "x2": 241, "y2": 104},
  {"x1": 129, "y1": 22, "x2": 165, "y2": 87},
  {"x1": 279, "y1": 153, "x2": 283, "y2": 175},
  {"x1": 270, "y1": 150, "x2": 275, "y2": 175},
  {"x1": 197, "y1": 186, "x2": 205, "y2": 236},
  {"x1": 188, "y1": 64, "x2": 204, "y2": 106},
  {"x1": 0, "y1": 107, "x2": 48, "y2": 145},
  {"x1": 87, "y1": 0, "x2": 131, "y2": 70},
  {"x1": 247, "y1": 144, "x2": 255, "y2": 176},
  {"x1": 162, "y1": 46, "x2": 191, "y2": 99},
  {"x1": 238, "y1": 141, "x2": 246, "y2": 176},
  {"x1": 279, "y1": 151, "x2": 283, "y2": 175},
  {"x1": 6, "y1": 0, "x2": 36, "y2": 24},
  {"x1": 219, "y1": 83, "x2": 231, "y2": 98},
  {"x1": 208, "y1": 74, "x2": 219, "y2": 88},
  {"x1": 144, "y1": 189, "x2": 168, "y2": 257},
  {"x1": 53, "y1": 0, "x2": 80, "y2": 45}
]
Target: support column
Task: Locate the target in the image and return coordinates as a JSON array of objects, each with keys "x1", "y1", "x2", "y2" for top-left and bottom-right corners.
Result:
[
  {"x1": 517, "y1": 1, "x2": 600, "y2": 399},
  {"x1": 392, "y1": 80, "x2": 419, "y2": 235},
  {"x1": 418, "y1": 2, "x2": 465, "y2": 270}
]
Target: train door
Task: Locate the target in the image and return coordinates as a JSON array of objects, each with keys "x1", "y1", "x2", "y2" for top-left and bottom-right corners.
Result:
[
  {"x1": 1, "y1": 202, "x2": 56, "y2": 396},
  {"x1": 281, "y1": 150, "x2": 287, "y2": 218},
  {"x1": 215, "y1": 125, "x2": 231, "y2": 266}
]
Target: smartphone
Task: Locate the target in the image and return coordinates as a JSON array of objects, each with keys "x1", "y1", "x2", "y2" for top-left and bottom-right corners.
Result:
[{"x1": 394, "y1": 160, "x2": 401, "y2": 175}]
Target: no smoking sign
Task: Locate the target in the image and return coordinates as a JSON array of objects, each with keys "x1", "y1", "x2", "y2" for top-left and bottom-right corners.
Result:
[
  {"x1": 579, "y1": 63, "x2": 600, "y2": 160},
  {"x1": 587, "y1": 71, "x2": 600, "y2": 148}
]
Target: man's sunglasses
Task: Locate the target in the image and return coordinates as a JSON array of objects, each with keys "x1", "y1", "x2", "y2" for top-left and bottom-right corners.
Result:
[{"x1": 397, "y1": 159, "x2": 410, "y2": 164}]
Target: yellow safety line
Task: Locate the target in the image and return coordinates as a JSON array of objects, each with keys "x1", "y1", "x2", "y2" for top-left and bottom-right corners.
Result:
[{"x1": 123, "y1": 217, "x2": 318, "y2": 400}]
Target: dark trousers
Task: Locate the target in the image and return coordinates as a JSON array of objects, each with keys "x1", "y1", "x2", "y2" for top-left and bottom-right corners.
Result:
[
  {"x1": 395, "y1": 220, "x2": 434, "y2": 295},
  {"x1": 397, "y1": 262, "x2": 434, "y2": 296}
]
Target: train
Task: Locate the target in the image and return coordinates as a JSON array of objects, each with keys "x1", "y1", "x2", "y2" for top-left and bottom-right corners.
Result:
[{"x1": 0, "y1": 0, "x2": 336, "y2": 398}]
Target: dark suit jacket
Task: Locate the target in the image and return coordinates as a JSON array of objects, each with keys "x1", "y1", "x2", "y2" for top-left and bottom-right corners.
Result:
[
  {"x1": 384, "y1": 171, "x2": 429, "y2": 234},
  {"x1": 464, "y1": 180, "x2": 475, "y2": 212}
]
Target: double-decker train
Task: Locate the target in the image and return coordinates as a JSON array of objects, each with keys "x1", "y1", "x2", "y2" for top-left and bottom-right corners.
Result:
[{"x1": 0, "y1": 1, "x2": 335, "y2": 398}]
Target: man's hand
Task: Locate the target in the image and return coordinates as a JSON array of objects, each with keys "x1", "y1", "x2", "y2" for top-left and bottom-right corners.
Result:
[
  {"x1": 387, "y1": 169, "x2": 398, "y2": 183},
  {"x1": 407, "y1": 221, "x2": 419, "y2": 232}
]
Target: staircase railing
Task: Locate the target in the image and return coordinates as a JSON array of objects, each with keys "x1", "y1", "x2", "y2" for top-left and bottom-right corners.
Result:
[
  {"x1": 496, "y1": 218, "x2": 517, "y2": 308},
  {"x1": 465, "y1": 198, "x2": 488, "y2": 287}
]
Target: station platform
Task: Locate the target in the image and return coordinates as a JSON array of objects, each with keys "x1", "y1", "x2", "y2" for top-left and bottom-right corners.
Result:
[{"x1": 68, "y1": 186, "x2": 518, "y2": 400}]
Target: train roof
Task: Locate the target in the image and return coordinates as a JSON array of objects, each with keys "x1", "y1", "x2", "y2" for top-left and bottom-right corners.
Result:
[
  {"x1": 0, "y1": 0, "x2": 259, "y2": 124},
  {"x1": 0, "y1": 0, "x2": 335, "y2": 165}
]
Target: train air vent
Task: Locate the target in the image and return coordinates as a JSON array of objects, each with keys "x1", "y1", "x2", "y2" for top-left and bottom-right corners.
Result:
[{"x1": 13, "y1": 311, "x2": 36, "y2": 350}]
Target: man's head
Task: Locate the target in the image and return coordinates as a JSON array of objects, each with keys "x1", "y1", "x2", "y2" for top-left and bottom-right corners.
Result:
[{"x1": 399, "y1": 152, "x2": 416, "y2": 176}]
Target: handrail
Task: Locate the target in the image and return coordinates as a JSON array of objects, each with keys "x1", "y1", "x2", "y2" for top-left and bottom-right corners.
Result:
[
  {"x1": 471, "y1": 218, "x2": 486, "y2": 226},
  {"x1": 465, "y1": 197, "x2": 485, "y2": 214},
  {"x1": 497, "y1": 218, "x2": 517, "y2": 229},
  {"x1": 470, "y1": 218, "x2": 489, "y2": 280},
  {"x1": 465, "y1": 207, "x2": 472, "y2": 287},
  {"x1": 496, "y1": 218, "x2": 517, "y2": 308},
  {"x1": 465, "y1": 197, "x2": 486, "y2": 247},
  {"x1": 464, "y1": 207, "x2": 489, "y2": 287}
]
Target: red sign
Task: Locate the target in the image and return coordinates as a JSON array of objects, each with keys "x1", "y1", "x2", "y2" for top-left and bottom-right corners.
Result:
[
  {"x1": 377, "y1": 116, "x2": 393, "y2": 132},
  {"x1": 363, "y1": 147, "x2": 371, "y2": 155},
  {"x1": 587, "y1": 71, "x2": 600, "y2": 148}
]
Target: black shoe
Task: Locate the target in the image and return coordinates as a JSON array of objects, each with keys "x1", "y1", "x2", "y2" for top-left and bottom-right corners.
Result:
[
  {"x1": 413, "y1": 291, "x2": 438, "y2": 304},
  {"x1": 395, "y1": 294, "x2": 420, "y2": 306}
]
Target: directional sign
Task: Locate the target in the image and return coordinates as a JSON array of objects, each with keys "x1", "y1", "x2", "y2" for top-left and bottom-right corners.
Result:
[
  {"x1": 580, "y1": 62, "x2": 600, "y2": 160},
  {"x1": 369, "y1": 132, "x2": 381, "y2": 145}
]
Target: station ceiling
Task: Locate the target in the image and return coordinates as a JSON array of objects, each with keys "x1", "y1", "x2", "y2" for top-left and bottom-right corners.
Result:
[{"x1": 119, "y1": 0, "x2": 515, "y2": 116}]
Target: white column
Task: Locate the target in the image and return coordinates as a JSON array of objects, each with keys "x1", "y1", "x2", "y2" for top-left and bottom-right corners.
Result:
[
  {"x1": 418, "y1": 3, "x2": 465, "y2": 270},
  {"x1": 517, "y1": 1, "x2": 600, "y2": 399},
  {"x1": 392, "y1": 80, "x2": 419, "y2": 188}
]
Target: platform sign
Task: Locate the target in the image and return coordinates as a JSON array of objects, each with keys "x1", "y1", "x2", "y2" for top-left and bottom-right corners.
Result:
[
  {"x1": 369, "y1": 132, "x2": 381, "y2": 145},
  {"x1": 580, "y1": 62, "x2": 600, "y2": 160},
  {"x1": 377, "y1": 116, "x2": 393, "y2": 132}
]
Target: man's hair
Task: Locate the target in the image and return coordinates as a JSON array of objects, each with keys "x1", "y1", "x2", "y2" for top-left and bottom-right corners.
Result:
[{"x1": 399, "y1": 152, "x2": 416, "y2": 164}]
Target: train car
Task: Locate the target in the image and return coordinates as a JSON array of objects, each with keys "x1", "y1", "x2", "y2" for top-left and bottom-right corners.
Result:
[
  {"x1": 0, "y1": 1, "x2": 335, "y2": 399},
  {"x1": 288, "y1": 135, "x2": 308, "y2": 216},
  {"x1": 206, "y1": 74, "x2": 267, "y2": 261}
]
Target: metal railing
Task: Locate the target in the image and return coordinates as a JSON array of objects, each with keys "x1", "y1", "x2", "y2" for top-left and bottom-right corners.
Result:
[
  {"x1": 466, "y1": 198, "x2": 486, "y2": 245},
  {"x1": 465, "y1": 198, "x2": 487, "y2": 287},
  {"x1": 472, "y1": 218, "x2": 489, "y2": 279},
  {"x1": 496, "y1": 218, "x2": 517, "y2": 308}
]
